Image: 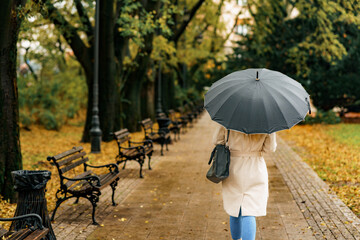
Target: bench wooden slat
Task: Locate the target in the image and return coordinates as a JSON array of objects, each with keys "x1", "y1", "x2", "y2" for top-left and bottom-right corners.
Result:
[
  {"x1": 51, "y1": 146, "x2": 83, "y2": 161},
  {"x1": 157, "y1": 113, "x2": 167, "y2": 118},
  {"x1": 68, "y1": 172, "x2": 119, "y2": 192},
  {"x1": 0, "y1": 227, "x2": 8, "y2": 238},
  {"x1": 57, "y1": 151, "x2": 86, "y2": 167},
  {"x1": 48, "y1": 146, "x2": 121, "y2": 224},
  {"x1": 114, "y1": 129, "x2": 129, "y2": 137},
  {"x1": 65, "y1": 170, "x2": 93, "y2": 188},
  {"x1": 122, "y1": 148, "x2": 138, "y2": 157},
  {"x1": 60, "y1": 157, "x2": 89, "y2": 174},
  {"x1": 118, "y1": 136, "x2": 130, "y2": 145},
  {"x1": 113, "y1": 128, "x2": 153, "y2": 178},
  {"x1": 8, "y1": 228, "x2": 31, "y2": 240},
  {"x1": 24, "y1": 228, "x2": 49, "y2": 240},
  {"x1": 140, "y1": 118, "x2": 153, "y2": 130},
  {"x1": 68, "y1": 180, "x2": 90, "y2": 192},
  {"x1": 98, "y1": 173, "x2": 119, "y2": 190},
  {"x1": 114, "y1": 129, "x2": 132, "y2": 145}
]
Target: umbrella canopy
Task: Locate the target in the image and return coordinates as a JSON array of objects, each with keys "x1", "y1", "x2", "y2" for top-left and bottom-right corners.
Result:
[{"x1": 204, "y1": 68, "x2": 311, "y2": 134}]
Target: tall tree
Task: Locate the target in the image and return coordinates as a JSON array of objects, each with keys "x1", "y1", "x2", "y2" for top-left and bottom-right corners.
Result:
[
  {"x1": 34, "y1": 0, "x2": 117, "y2": 141},
  {"x1": 225, "y1": 0, "x2": 360, "y2": 111},
  {"x1": 122, "y1": 0, "x2": 162, "y2": 131},
  {"x1": 0, "y1": 0, "x2": 27, "y2": 201}
]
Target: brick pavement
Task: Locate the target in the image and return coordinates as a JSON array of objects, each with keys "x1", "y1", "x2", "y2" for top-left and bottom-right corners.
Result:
[
  {"x1": 50, "y1": 113, "x2": 359, "y2": 240},
  {"x1": 273, "y1": 138, "x2": 360, "y2": 239}
]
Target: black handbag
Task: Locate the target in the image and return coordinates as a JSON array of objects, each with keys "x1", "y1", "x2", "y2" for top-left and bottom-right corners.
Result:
[{"x1": 206, "y1": 130, "x2": 230, "y2": 183}]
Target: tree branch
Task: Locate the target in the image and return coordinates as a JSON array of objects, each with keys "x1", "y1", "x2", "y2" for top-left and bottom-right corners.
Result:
[
  {"x1": 33, "y1": 0, "x2": 93, "y2": 76},
  {"x1": 210, "y1": 0, "x2": 225, "y2": 52},
  {"x1": 223, "y1": 9, "x2": 243, "y2": 44},
  {"x1": 172, "y1": 0, "x2": 206, "y2": 44},
  {"x1": 24, "y1": 47, "x2": 38, "y2": 81},
  {"x1": 74, "y1": 0, "x2": 93, "y2": 41}
]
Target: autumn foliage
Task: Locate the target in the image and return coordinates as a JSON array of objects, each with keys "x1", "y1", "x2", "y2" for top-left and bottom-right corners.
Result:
[
  {"x1": 0, "y1": 115, "x2": 146, "y2": 228},
  {"x1": 279, "y1": 124, "x2": 360, "y2": 217}
]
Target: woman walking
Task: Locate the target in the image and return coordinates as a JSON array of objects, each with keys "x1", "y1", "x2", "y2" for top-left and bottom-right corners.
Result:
[
  {"x1": 205, "y1": 68, "x2": 311, "y2": 239},
  {"x1": 212, "y1": 123, "x2": 277, "y2": 240}
]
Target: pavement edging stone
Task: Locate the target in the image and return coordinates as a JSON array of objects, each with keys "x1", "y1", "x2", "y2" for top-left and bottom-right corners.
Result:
[{"x1": 273, "y1": 137, "x2": 360, "y2": 239}]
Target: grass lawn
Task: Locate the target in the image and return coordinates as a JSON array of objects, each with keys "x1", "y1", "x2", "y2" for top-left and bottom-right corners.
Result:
[
  {"x1": 279, "y1": 123, "x2": 360, "y2": 217},
  {"x1": 327, "y1": 124, "x2": 360, "y2": 148}
]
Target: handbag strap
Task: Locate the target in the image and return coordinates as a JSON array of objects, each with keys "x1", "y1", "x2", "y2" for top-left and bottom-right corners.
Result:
[
  {"x1": 208, "y1": 129, "x2": 230, "y2": 165},
  {"x1": 208, "y1": 147, "x2": 217, "y2": 165}
]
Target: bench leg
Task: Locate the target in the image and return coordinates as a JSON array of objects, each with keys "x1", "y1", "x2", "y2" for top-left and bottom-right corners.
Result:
[
  {"x1": 122, "y1": 160, "x2": 127, "y2": 170},
  {"x1": 147, "y1": 154, "x2": 152, "y2": 170},
  {"x1": 160, "y1": 144, "x2": 164, "y2": 156},
  {"x1": 86, "y1": 192, "x2": 100, "y2": 225},
  {"x1": 51, "y1": 200, "x2": 62, "y2": 221},
  {"x1": 138, "y1": 157, "x2": 144, "y2": 178},
  {"x1": 110, "y1": 180, "x2": 119, "y2": 206},
  {"x1": 51, "y1": 195, "x2": 73, "y2": 221},
  {"x1": 74, "y1": 197, "x2": 80, "y2": 204},
  {"x1": 166, "y1": 139, "x2": 169, "y2": 151}
]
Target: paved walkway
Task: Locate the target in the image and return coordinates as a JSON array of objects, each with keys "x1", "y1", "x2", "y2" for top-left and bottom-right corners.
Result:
[{"x1": 51, "y1": 113, "x2": 360, "y2": 240}]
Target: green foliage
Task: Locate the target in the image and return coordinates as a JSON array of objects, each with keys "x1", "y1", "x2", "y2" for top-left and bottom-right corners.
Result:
[
  {"x1": 302, "y1": 110, "x2": 341, "y2": 125},
  {"x1": 223, "y1": 0, "x2": 360, "y2": 111},
  {"x1": 174, "y1": 85, "x2": 202, "y2": 107},
  {"x1": 18, "y1": 60, "x2": 87, "y2": 130}
]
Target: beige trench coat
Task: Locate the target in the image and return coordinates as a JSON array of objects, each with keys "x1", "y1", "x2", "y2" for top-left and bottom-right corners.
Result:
[{"x1": 212, "y1": 124, "x2": 277, "y2": 217}]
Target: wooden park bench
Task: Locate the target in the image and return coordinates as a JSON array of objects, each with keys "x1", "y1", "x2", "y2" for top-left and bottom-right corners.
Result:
[
  {"x1": 139, "y1": 118, "x2": 170, "y2": 156},
  {"x1": 112, "y1": 129, "x2": 153, "y2": 178},
  {"x1": 179, "y1": 105, "x2": 194, "y2": 126},
  {"x1": 0, "y1": 214, "x2": 49, "y2": 240},
  {"x1": 169, "y1": 109, "x2": 188, "y2": 133},
  {"x1": 156, "y1": 112, "x2": 180, "y2": 141},
  {"x1": 47, "y1": 146, "x2": 120, "y2": 225}
]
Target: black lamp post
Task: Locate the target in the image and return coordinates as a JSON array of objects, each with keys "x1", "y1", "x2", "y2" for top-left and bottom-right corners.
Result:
[
  {"x1": 155, "y1": 61, "x2": 163, "y2": 117},
  {"x1": 90, "y1": 0, "x2": 102, "y2": 153}
]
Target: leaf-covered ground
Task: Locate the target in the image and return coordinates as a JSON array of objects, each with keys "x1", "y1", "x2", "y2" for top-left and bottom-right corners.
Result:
[
  {"x1": 0, "y1": 115, "x2": 146, "y2": 228},
  {"x1": 279, "y1": 123, "x2": 360, "y2": 217},
  {"x1": 2, "y1": 119, "x2": 359, "y2": 229}
]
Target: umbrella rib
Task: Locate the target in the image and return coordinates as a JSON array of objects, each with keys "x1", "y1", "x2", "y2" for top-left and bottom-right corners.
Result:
[
  {"x1": 205, "y1": 81, "x2": 249, "y2": 103},
  {"x1": 225, "y1": 82, "x2": 258, "y2": 134},
  {"x1": 264, "y1": 82, "x2": 309, "y2": 118},
  {"x1": 261, "y1": 84, "x2": 291, "y2": 128},
  {"x1": 205, "y1": 82, "x2": 252, "y2": 117},
  {"x1": 258, "y1": 82, "x2": 270, "y2": 132}
]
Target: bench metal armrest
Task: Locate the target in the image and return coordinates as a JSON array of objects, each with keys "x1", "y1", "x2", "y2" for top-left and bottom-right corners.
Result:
[
  {"x1": 0, "y1": 213, "x2": 44, "y2": 230},
  {"x1": 129, "y1": 140, "x2": 153, "y2": 148},
  {"x1": 84, "y1": 163, "x2": 120, "y2": 174},
  {"x1": 121, "y1": 145, "x2": 146, "y2": 154},
  {"x1": 63, "y1": 175, "x2": 101, "y2": 187}
]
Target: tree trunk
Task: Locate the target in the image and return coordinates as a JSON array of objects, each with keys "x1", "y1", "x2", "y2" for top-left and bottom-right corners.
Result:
[
  {"x1": 123, "y1": 77, "x2": 144, "y2": 132},
  {"x1": 98, "y1": 0, "x2": 116, "y2": 141},
  {"x1": 122, "y1": 0, "x2": 161, "y2": 131},
  {"x1": 142, "y1": 77, "x2": 155, "y2": 120},
  {"x1": 161, "y1": 72, "x2": 176, "y2": 112},
  {"x1": 0, "y1": 0, "x2": 27, "y2": 201}
]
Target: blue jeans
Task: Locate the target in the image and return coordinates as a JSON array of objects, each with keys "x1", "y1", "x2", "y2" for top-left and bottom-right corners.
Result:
[{"x1": 229, "y1": 208, "x2": 256, "y2": 240}]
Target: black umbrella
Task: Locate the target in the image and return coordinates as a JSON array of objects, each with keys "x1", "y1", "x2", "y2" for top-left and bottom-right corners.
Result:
[{"x1": 204, "y1": 68, "x2": 311, "y2": 134}]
